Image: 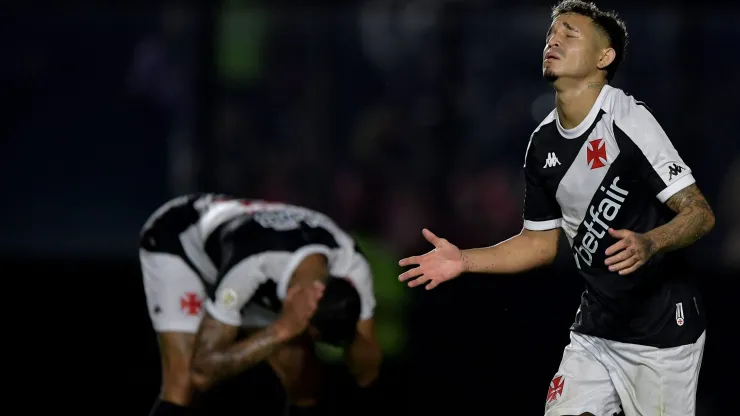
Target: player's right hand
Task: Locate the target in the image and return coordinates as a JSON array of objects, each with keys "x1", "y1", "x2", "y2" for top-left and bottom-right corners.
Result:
[
  {"x1": 398, "y1": 228, "x2": 465, "y2": 290},
  {"x1": 275, "y1": 282, "x2": 325, "y2": 339}
]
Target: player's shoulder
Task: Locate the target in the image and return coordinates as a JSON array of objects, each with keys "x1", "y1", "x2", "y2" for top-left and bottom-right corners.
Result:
[
  {"x1": 524, "y1": 110, "x2": 558, "y2": 161},
  {"x1": 601, "y1": 86, "x2": 657, "y2": 125},
  {"x1": 531, "y1": 110, "x2": 558, "y2": 140}
]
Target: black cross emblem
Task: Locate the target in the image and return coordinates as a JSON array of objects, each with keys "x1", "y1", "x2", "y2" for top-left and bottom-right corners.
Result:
[{"x1": 668, "y1": 163, "x2": 683, "y2": 181}]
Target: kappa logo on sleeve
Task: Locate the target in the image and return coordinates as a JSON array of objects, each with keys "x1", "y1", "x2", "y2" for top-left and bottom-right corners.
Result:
[{"x1": 668, "y1": 163, "x2": 684, "y2": 181}]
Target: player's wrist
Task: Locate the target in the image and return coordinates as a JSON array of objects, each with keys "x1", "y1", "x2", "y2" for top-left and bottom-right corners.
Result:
[
  {"x1": 641, "y1": 231, "x2": 661, "y2": 256},
  {"x1": 459, "y1": 250, "x2": 471, "y2": 274},
  {"x1": 270, "y1": 320, "x2": 297, "y2": 342}
]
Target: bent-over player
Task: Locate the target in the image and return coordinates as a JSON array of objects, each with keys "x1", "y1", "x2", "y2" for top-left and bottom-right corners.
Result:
[{"x1": 140, "y1": 194, "x2": 381, "y2": 415}]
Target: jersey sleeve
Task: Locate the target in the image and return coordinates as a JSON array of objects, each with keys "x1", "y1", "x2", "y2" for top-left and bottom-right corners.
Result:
[
  {"x1": 522, "y1": 138, "x2": 562, "y2": 231},
  {"x1": 274, "y1": 242, "x2": 333, "y2": 301},
  {"x1": 614, "y1": 102, "x2": 695, "y2": 203}
]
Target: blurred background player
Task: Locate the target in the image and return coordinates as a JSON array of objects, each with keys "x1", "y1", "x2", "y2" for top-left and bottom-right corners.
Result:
[
  {"x1": 139, "y1": 193, "x2": 381, "y2": 415},
  {"x1": 398, "y1": 1, "x2": 715, "y2": 415}
]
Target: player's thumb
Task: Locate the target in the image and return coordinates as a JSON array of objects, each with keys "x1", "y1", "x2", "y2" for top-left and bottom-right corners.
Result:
[
  {"x1": 422, "y1": 228, "x2": 442, "y2": 246},
  {"x1": 608, "y1": 228, "x2": 627, "y2": 238}
]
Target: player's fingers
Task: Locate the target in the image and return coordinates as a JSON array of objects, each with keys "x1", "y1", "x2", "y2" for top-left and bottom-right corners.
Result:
[
  {"x1": 618, "y1": 261, "x2": 642, "y2": 276},
  {"x1": 604, "y1": 238, "x2": 629, "y2": 256},
  {"x1": 302, "y1": 298, "x2": 317, "y2": 313},
  {"x1": 604, "y1": 249, "x2": 632, "y2": 266},
  {"x1": 304, "y1": 293, "x2": 321, "y2": 309},
  {"x1": 311, "y1": 282, "x2": 325, "y2": 297},
  {"x1": 422, "y1": 228, "x2": 442, "y2": 247},
  {"x1": 425, "y1": 280, "x2": 440, "y2": 290},
  {"x1": 399, "y1": 256, "x2": 421, "y2": 267},
  {"x1": 285, "y1": 284, "x2": 303, "y2": 300},
  {"x1": 308, "y1": 291, "x2": 323, "y2": 305},
  {"x1": 399, "y1": 267, "x2": 423, "y2": 282},
  {"x1": 608, "y1": 256, "x2": 637, "y2": 272},
  {"x1": 407, "y1": 275, "x2": 430, "y2": 288},
  {"x1": 608, "y1": 228, "x2": 630, "y2": 239}
]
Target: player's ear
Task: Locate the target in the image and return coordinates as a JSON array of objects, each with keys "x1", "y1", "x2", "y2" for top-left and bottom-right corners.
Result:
[{"x1": 597, "y1": 47, "x2": 616, "y2": 70}]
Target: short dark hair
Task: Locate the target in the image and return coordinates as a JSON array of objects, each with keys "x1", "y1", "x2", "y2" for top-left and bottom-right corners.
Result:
[
  {"x1": 310, "y1": 277, "x2": 361, "y2": 347},
  {"x1": 552, "y1": 0, "x2": 628, "y2": 81}
]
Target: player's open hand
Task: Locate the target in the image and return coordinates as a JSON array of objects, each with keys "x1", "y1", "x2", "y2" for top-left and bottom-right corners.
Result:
[
  {"x1": 398, "y1": 228, "x2": 465, "y2": 290},
  {"x1": 276, "y1": 282, "x2": 325, "y2": 338},
  {"x1": 604, "y1": 228, "x2": 657, "y2": 275}
]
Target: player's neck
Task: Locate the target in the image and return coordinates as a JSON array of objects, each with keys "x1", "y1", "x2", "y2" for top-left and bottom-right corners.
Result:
[{"x1": 554, "y1": 79, "x2": 607, "y2": 129}]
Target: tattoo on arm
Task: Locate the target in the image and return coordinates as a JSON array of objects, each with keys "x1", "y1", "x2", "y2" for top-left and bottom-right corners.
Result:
[
  {"x1": 191, "y1": 314, "x2": 286, "y2": 390},
  {"x1": 646, "y1": 184, "x2": 716, "y2": 254}
]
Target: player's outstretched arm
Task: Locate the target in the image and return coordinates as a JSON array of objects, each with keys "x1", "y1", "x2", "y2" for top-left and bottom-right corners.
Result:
[
  {"x1": 605, "y1": 184, "x2": 715, "y2": 275},
  {"x1": 190, "y1": 283, "x2": 324, "y2": 391},
  {"x1": 399, "y1": 227, "x2": 560, "y2": 290}
]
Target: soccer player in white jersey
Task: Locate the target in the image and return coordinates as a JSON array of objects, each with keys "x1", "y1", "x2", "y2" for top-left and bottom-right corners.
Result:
[
  {"x1": 139, "y1": 194, "x2": 381, "y2": 416},
  {"x1": 398, "y1": 1, "x2": 715, "y2": 415}
]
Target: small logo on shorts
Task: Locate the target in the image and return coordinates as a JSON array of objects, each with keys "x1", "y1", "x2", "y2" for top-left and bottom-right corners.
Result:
[
  {"x1": 546, "y1": 375, "x2": 565, "y2": 404},
  {"x1": 675, "y1": 302, "x2": 685, "y2": 326},
  {"x1": 180, "y1": 292, "x2": 202, "y2": 316},
  {"x1": 220, "y1": 288, "x2": 238, "y2": 309}
]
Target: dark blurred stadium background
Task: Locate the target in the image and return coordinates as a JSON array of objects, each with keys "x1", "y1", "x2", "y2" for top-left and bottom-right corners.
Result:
[{"x1": 3, "y1": 1, "x2": 737, "y2": 414}]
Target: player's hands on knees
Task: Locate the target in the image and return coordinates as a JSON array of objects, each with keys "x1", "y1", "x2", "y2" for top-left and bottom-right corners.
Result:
[
  {"x1": 398, "y1": 228, "x2": 465, "y2": 290},
  {"x1": 275, "y1": 282, "x2": 325, "y2": 339},
  {"x1": 604, "y1": 228, "x2": 657, "y2": 275}
]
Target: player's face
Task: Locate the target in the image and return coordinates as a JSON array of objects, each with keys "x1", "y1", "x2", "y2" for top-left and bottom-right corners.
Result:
[{"x1": 543, "y1": 14, "x2": 603, "y2": 82}]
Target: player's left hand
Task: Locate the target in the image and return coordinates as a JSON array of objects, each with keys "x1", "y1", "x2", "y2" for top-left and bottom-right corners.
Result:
[{"x1": 604, "y1": 228, "x2": 657, "y2": 275}]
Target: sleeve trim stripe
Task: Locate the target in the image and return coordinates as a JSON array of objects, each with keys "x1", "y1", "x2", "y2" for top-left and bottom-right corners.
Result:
[
  {"x1": 523, "y1": 219, "x2": 562, "y2": 231},
  {"x1": 276, "y1": 245, "x2": 333, "y2": 300},
  {"x1": 657, "y1": 174, "x2": 695, "y2": 203}
]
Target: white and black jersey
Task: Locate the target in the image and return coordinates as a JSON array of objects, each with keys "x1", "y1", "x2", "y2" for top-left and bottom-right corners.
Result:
[
  {"x1": 523, "y1": 85, "x2": 705, "y2": 348},
  {"x1": 139, "y1": 194, "x2": 375, "y2": 330}
]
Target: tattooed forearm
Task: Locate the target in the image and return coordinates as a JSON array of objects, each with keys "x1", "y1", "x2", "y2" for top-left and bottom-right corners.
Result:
[
  {"x1": 646, "y1": 184, "x2": 716, "y2": 254},
  {"x1": 191, "y1": 316, "x2": 288, "y2": 391}
]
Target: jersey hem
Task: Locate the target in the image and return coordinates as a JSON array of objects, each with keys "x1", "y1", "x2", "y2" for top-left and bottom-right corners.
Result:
[
  {"x1": 205, "y1": 299, "x2": 242, "y2": 327},
  {"x1": 656, "y1": 174, "x2": 695, "y2": 203},
  {"x1": 523, "y1": 218, "x2": 562, "y2": 231},
  {"x1": 276, "y1": 244, "x2": 334, "y2": 300}
]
